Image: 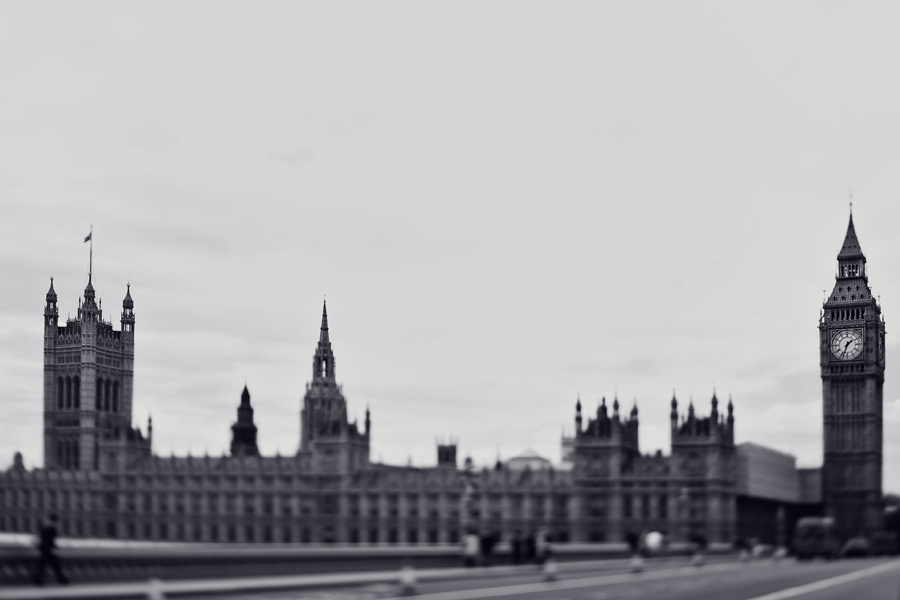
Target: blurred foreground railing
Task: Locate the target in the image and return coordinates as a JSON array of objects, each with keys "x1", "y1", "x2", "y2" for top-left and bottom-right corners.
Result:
[{"x1": 0, "y1": 537, "x2": 734, "y2": 586}]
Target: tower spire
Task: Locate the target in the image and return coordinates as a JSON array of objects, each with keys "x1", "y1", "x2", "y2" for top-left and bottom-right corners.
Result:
[
  {"x1": 319, "y1": 299, "x2": 329, "y2": 344},
  {"x1": 838, "y1": 209, "x2": 863, "y2": 260}
]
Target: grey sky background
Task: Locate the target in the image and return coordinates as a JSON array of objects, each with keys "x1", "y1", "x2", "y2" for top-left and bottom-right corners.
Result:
[{"x1": 1, "y1": 1, "x2": 899, "y2": 491}]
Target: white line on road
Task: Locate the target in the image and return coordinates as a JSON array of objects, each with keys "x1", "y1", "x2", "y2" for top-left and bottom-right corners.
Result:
[
  {"x1": 742, "y1": 561, "x2": 900, "y2": 600},
  {"x1": 375, "y1": 561, "x2": 767, "y2": 600}
]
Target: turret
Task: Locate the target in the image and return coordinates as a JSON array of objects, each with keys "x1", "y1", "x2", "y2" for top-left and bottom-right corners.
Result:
[
  {"x1": 575, "y1": 396, "x2": 582, "y2": 434},
  {"x1": 44, "y1": 278, "x2": 58, "y2": 328},
  {"x1": 230, "y1": 384, "x2": 259, "y2": 457},
  {"x1": 121, "y1": 284, "x2": 134, "y2": 332},
  {"x1": 80, "y1": 277, "x2": 98, "y2": 322}
]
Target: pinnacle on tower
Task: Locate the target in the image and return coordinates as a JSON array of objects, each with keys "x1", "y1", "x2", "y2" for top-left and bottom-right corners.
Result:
[
  {"x1": 46, "y1": 278, "x2": 57, "y2": 302},
  {"x1": 123, "y1": 283, "x2": 133, "y2": 308},
  {"x1": 838, "y1": 212, "x2": 863, "y2": 260},
  {"x1": 319, "y1": 299, "x2": 329, "y2": 344}
]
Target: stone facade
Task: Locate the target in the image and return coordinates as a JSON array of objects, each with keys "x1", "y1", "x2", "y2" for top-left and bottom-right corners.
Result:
[
  {"x1": 570, "y1": 393, "x2": 737, "y2": 544},
  {"x1": 819, "y1": 213, "x2": 886, "y2": 538},
  {"x1": 1, "y1": 280, "x2": 739, "y2": 546}
]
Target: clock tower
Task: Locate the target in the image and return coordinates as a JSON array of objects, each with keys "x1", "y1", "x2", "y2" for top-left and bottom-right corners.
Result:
[{"x1": 820, "y1": 211, "x2": 885, "y2": 538}]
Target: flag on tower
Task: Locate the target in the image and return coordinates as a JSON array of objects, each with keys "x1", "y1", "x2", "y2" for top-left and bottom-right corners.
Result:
[{"x1": 84, "y1": 232, "x2": 92, "y2": 243}]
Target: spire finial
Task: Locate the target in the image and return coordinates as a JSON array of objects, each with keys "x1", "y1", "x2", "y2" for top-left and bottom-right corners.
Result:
[{"x1": 849, "y1": 188, "x2": 853, "y2": 215}]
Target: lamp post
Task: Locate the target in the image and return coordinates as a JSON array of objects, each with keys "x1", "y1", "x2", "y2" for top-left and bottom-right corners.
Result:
[
  {"x1": 775, "y1": 506, "x2": 786, "y2": 560},
  {"x1": 461, "y1": 457, "x2": 476, "y2": 534},
  {"x1": 678, "y1": 487, "x2": 689, "y2": 546}
]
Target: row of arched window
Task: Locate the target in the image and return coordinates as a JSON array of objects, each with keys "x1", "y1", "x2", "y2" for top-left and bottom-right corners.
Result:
[
  {"x1": 56, "y1": 376, "x2": 119, "y2": 412},
  {"x1": 57, "y1": 439, "x2": 80, "y2": 470},
  {"x1": 97, "y1": 378, "x2": 120, "y2": 413},
  {"x1": 57, "y1": 376, "x2": 81, "y2": 409},
  {"x1": 831, "y1": 308, "x2": 866, "y2": 321}
]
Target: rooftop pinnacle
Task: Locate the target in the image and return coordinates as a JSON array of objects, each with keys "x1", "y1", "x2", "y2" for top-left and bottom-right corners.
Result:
[
  {"x1": 838, "y1": 213, "x2": 863, "y2": 259},
  {"x1": 319, "y1": 300, "x2": 329, "y2": 344}
]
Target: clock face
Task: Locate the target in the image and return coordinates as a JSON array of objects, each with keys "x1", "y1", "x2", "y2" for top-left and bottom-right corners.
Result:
[{"x1": 831, "y1": 329, "x2": 863, "y2": 360}]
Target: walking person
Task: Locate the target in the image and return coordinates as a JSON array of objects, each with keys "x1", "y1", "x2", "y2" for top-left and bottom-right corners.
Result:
[
  {"x1": 535, "y1": 527, "x2": 552, "y2": 564},
  {"x1": 511, "y1": 531, "x2": 523, "y2": 565},
  {"x1": 33, "y1": 513, "x2": 68, "y2": 586},
  {"x1": 462, "y1": 529, "x2": 480, "y2": 568}
]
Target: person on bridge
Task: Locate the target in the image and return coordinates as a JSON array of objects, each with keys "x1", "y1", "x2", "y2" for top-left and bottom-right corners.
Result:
[
  {"x1": 463, "y1": 529, "x2": 480, "y2": 568},
  {"x1": 535, "y1": 527, "x2": 552, "y2": 565},
  {"x1": 32, "y1": 513, "x2": 69, "y2": 586},
  {"x1": 511, "y1": 530, "x2": 523, "y2": 565}
]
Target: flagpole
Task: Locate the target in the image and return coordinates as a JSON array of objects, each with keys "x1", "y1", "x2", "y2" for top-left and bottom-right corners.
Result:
[{"x1": 89, "y1": 225, "x2": 93, "y2": 283}]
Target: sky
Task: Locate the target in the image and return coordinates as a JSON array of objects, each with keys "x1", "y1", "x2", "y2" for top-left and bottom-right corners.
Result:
[{"x1": 1, "y1": 1, "x2": 899, "y2": 492}]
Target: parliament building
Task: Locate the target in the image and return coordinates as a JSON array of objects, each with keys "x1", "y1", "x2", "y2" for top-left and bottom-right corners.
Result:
[{"x1": 0, "y1": 212, "x2": 885, "y2": 546}]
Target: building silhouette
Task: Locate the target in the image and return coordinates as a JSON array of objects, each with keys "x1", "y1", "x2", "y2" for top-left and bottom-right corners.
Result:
[
  {"x1": 819, "y1": 212, "x2": 886, "y2": 537},
  {"x1": 0, "y1": 211, "x2": 886, "y2": 545}
]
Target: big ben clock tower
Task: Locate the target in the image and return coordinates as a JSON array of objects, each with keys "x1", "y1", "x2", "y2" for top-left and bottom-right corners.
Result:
[{"x1": 820, "y1": 210, "x2": 885, "y2": 538}]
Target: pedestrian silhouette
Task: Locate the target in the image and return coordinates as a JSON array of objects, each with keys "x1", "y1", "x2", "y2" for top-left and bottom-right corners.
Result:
[{"x1": 33, "y1": 513, "x2": 68, "y2": 586}]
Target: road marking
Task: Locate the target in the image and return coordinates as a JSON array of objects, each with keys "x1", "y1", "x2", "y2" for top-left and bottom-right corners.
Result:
[
  {"x1": 743, "y1": 560, "x2": 900, "y2": 600},
  {"x1": 374, "y1": 561, "x2": 764, "y2": 600}
]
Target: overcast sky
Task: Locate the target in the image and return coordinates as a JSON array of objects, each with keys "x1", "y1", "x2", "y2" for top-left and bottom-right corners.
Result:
[{"x1": 1, "y1": 1, "x2": 899, "y2": 492}]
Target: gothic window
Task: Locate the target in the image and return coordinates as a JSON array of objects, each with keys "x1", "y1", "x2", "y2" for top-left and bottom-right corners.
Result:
[
  {"x1": 113, "y1": 381, "x2": 119, "y2": 412},
  {"x1": 74, "y1": 377, "x2": 80, "y2": 409},
  {"x1": 105, "y1": 379, "x2": 111, "y2": 411},
  {"x1": 65, "y1": 376, "x2": 72, "y2": 409},
  {"x1": 96, "y1": 378, "x2": 103, "y2": 410},
  {"x1": 57, "y1": 377, "x2": 64, "y2": 409}
]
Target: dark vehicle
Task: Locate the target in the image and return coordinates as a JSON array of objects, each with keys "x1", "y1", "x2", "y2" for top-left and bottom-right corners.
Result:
[
  {"x1": 869, "y1": 532, "x2": 899, "y2": 556},
  {"x1": 792, "y1": 517, "x2": 840, "y2": 560},
  {"x1": 839, "y1": 537, "x2": 870, "y2": 558}
]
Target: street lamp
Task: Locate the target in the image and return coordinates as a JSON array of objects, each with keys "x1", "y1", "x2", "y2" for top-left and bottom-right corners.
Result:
[
  {"x1": 775, "y1": 506, "x2": 787, "y2": 560},
  {"x1": 461, "y1": 457, "x2": 476, "y2": 534},
  {"x1": 678, "y1": 487, "x2": 689, "y2": 546}
]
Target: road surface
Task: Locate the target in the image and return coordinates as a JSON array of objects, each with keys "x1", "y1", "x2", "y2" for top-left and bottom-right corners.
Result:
[{"x1": 221, "y1": 557, "x2": 900, "y2": 600}]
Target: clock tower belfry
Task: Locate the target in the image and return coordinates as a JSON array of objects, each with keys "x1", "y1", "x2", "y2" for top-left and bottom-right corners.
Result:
[{"x1": 819, "y1": 210, "x2": 885, "y2": 538}]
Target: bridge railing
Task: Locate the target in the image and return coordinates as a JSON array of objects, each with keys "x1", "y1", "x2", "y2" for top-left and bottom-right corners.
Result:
[{"x1": 0, "y1": 539, "x2": 735, "y2": 586}]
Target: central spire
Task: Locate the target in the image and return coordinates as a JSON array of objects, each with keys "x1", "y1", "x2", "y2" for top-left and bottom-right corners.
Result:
[
  {"x1": 313, "y1": 301, "x2": 336, "y2": 381},
  {"x1": 319, "y1": 299, "x2": 329, "y2": 344}
]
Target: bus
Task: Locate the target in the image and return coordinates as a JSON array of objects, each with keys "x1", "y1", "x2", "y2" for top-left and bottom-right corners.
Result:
[{"x1": 792, "y1": 517, "x2": 840, "y2": 560}]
